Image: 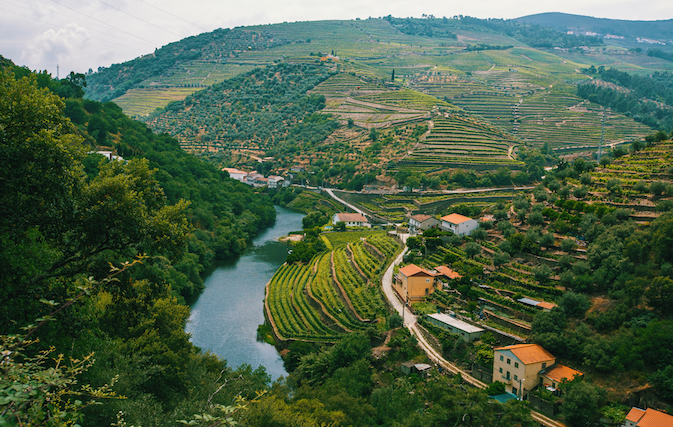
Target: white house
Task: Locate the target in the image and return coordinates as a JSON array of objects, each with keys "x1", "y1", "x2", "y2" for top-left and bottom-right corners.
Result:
[
  {"x1": 91, "y1": 150, "x2": 123, "y2": 161},
  {"x1": 244, "y1": 172, "x2": 264, "y2": 186},
  {"x1": 267, "y1": 175, "x2": 285, "y2": 189},
  {"x1": 440, "y1": 213, "x2": 479, "y2": 236},
  {"x1": 332, "y1": 213, "x2": 370, "y2": 228},
  {"x1": 222, "y1": 167, "x2": 249, "y2": 182},
  {"x1": 408, "y1": 214, "x2": 440, "y2": 234}
]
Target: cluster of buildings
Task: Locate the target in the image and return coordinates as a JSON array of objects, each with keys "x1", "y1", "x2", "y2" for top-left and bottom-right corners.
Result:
[
  {"x1": 222, "y1": 167, "x2": 287, "y2": 188},
  {"x1": 408, "y1": 213, "x2": 479, "y2": 236}
]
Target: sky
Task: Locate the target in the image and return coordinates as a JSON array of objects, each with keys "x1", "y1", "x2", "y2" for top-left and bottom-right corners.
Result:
[{"x1": 0, "y1": 0, "x2": 671, "y2": 77}]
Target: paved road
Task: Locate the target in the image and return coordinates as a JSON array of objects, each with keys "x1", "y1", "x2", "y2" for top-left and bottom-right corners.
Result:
[
  {"x1": 380, "y1": 234, "x2": 565, "y2": 427},
  {"x1": 324, "y1": 188, "x2": 367, "y2": 216}
]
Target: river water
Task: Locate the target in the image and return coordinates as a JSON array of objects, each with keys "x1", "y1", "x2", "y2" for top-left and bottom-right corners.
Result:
[{"x1": 185, "y1": 206, "x2": 304, "y2": 380}]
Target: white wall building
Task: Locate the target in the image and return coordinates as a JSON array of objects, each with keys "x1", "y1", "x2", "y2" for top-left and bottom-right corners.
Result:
[
  {"x1": 332, "y1": 213, "x2": 370, "y2": 228},
  {"x1": 440, "y1": 213, "x2": 479, "y2": 236}
]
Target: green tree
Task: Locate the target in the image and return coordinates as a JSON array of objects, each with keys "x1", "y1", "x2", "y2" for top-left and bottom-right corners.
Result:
[
  {"x1": 646, "y1": 276, "x2": 673, "y2": 315},
  {"x1": 465, "y1": 242, "x2": 481, "y2": 258},
  {"x1": 561, "y1": 381, "x2": 602, "y2": 427}
]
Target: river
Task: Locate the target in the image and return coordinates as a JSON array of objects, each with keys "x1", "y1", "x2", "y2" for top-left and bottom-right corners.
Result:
[{"x1": 185, "y1": 206, "x2": 304, "y2": 380}]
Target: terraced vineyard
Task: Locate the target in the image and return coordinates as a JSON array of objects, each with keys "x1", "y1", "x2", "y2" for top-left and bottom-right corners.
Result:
[
  {"x1": 313, "y1": 74, "x2": 431, "y2": 128},
  {"x1": 265, "y1": 231, "x2": 401, "y2": 341},
  {"x1": 403, "y1": 114, "x2": 522, "y2": 168},
  {"x1": 415, "y1": 70, "x2": 652, "y2": 150}
]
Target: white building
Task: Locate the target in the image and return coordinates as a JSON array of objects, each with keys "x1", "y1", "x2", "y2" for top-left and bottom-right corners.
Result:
[
  {"x1": 222, "y1": 167, "x2": 249, "y2": 182},
  {"x1": 408, "y1": 214, "x2": 440, "y2": 234},
  {"x1": 332, "y1": 213, "x2": 370, "y2": 228},
  {"x1": 267, "y1": 175, "x2": 285, "y2": 188},
  {"x1": 426, "y1": 313, "x2": 484, "y2": 342},
  {"x1": 439, "y1": 213, "x2": 478, "y2": 236}
]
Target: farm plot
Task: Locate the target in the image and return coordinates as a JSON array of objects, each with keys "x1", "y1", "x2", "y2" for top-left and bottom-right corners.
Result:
[
  {"x1": 266, "y1": 262, "x2": 342, "y2": 341},
  {"x1": 267, "y1": 231, "x2": 401, "y2": 341},
  {"x1": 406, "y1": 115, "x2": 520, "y2": 168}
]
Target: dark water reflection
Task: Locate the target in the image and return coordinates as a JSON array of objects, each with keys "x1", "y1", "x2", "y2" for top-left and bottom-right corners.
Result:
[{"x1": 186, "y1": 206, "x2": 304, "y2": 380}]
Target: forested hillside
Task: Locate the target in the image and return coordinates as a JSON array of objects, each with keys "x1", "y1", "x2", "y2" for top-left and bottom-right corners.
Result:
[
  {"x1": 0, "y1": 60, "x2": 281, "y2": 425},
  {"x1": 577, "y1": 68, "x2": 673, "y2": 132},
  {"x1": 144, "y1": 62, "x2": 334, "y2": 151},
  {"x1": 85, "y1": 28, "x2": 290, "y2": 103}
]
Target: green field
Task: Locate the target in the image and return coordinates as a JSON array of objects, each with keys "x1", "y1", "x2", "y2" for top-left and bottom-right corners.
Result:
[{"x1": 265, "y1": 231, "x2": 401, "y2": 341}]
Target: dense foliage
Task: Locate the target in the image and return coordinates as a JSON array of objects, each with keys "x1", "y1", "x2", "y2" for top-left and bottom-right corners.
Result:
[
  {"x1": 85, "y1": 28, "x2": 289, "y2": 102},
  {"x1": 144, "y1": 62, "x2": 335, "y2": 150},
  {"x1": 0, "y1": 64, "x2": 276, "y2": 426},
  {"x1": 384, "y1": 16, "x2": 603, "y2": 48},
  {"x1": 577, "y1": 68, "x2": 673, "y2": 132}
]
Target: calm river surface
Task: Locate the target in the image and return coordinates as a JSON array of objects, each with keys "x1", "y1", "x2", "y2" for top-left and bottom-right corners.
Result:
[{"x1": 186, "y1": 206, "x2": 304, "y2": 380}]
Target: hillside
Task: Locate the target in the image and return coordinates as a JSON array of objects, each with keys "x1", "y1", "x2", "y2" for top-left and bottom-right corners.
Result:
[
  {"x1": 516, "y1": 13, "x2": 673, "y2": 49},
  {"x1": 82, "y1": 16, "x2": 671, "y2": 183}
]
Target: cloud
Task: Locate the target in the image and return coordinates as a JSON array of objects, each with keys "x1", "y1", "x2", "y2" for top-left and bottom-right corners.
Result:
[{"x1": 21, "y1": 23, "x2": 90, "y2": 75}]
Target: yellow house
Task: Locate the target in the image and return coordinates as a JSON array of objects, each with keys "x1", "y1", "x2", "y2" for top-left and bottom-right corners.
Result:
[
  {"x1": 493, "y1": 344, "x2": 555, "y2": 399},
  {"x1": 395, "y1": 264, "x2": 436, "y2": 302}
]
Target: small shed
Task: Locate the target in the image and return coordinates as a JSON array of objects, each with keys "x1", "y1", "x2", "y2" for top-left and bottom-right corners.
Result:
[
  {"x1": 400, "y1": 362, "x2": 433, "y2": 377},
  {"x1": 426, "y1": 313, "x2": 485, "y2": 342}
]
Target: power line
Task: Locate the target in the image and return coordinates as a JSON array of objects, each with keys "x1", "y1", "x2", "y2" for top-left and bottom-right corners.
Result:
[
  {"x1": 0, "y1": 0, "x2": 155, "y2": 54},
  {"x1": 95, "y1": 0, "x2": 185, "y2": 38},
  {"x1": 136, "y1": 0, "x2": 209, "y2": 32},
  {"x1": 48, "y1": 0, "x2": 164, "y2": 48}
]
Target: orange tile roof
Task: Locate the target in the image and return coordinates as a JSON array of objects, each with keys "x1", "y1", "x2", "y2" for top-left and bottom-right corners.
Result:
[
  {"x1": 399, "y1": 264, "x2": 435, "y2": 277},
  {"x1": 495, "y1": 344, "x2": 555, "y2": 365},
  {"x1": 542, "y1": 364, "x2": 583, "y2": 383},
  {"x1": 440, "y1": 213, "x2": 473, "y2": 224},
  {"x1": 626, "y1": 408, "x2": 673, "y2": 427},
  {"x1": 626, "y1": 408, "x2": 646, "y2": 423},
  {"x1": 537, "y1": 301, "x2": 557, "y2": 310},
  {"x1": 435, "y1": 265, "x2": 462, "y2": 280}
]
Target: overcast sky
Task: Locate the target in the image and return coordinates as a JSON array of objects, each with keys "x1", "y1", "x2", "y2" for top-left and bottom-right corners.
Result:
[{"x1": 1, "y1": 0, "x2": 670, "y2": 77}]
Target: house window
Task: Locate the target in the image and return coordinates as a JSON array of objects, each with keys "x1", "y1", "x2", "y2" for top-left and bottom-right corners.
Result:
[
  {"x1": 425, "y1": 288, "x2": 429, "y2": 295},
  {"x1": 514, "y1": 362, "x2": 519, "y2": 368},
  {"x1": 499, "y1": 368, "x2": 503, "y2": 373},
  {"x1": 506, "y1": 371, "x2": 510, "y2": 380},
  {"x1": 542, "y1": 363, "x2": 547, "y2": 369},
  {"x1": 514, "y1": 375, "x2": 518, "y2": 381},
  {"x1": 425, "y1": 279, "x2": 430, "y2": 283},
  {"x1": 507, "y1": 358, "x2": 511, "y2": 365},
  {"x1": 500, "y1": 355, "x2": 504, "y2": 361}
]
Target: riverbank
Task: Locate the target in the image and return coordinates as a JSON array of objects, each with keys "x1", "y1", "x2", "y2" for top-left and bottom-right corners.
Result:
[{"x1": 185, "y1": 206, "x2": 305, "y2": 380}]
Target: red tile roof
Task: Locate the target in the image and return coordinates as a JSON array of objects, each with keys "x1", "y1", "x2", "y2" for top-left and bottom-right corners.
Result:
[
  {"x1": 435, "y1": 265, "x2": 462, "y2": 279},
  {"x1": 411, "y1": 214, "x2": 433, "y2": 222},
  {"x1": 495, "y1": 344, "x2": 555, "y2": 365},
  {"x1": 626, "y1": 408, "x2": 673, "y2": 427},
  {"x1": 440, "y1": 213, "x2": 473, "y2": 224},
  {"x1": 541, "y1": 364, "x2": 583, "y2": 383},
  {"x1": 335, "y1": 213, "x2": 368, "y2": 223},
  {"x1": 399, "y1": 264, "x2": 435, "y2": 277}
]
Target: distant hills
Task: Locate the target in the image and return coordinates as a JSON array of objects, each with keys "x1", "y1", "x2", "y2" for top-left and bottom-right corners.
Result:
[
  {"x1": 81, "y1": 14, "x2": 673, "y2": 181},
  {"x1": 516, "y1": 13, "x2": 673, "y2": 49}
]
